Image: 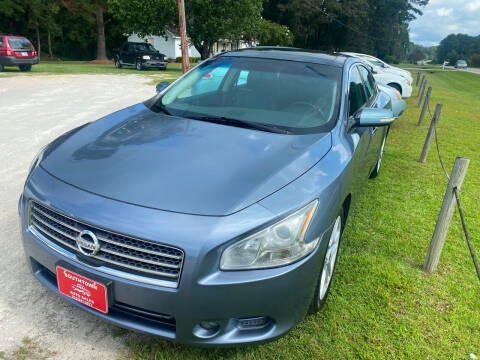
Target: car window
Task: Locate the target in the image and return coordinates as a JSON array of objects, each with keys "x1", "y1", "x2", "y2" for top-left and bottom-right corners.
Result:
[
  {"x1": 189, "y1": 64, "x2": 231, "y2": 97},
  {"x1": 0, "y1": 37, "x2": 3, "y2": 47},
  {"x1": 348, "y1": 66, "x2": 367, "y2": 117},
  {"x1": 122, "y1": 43, "x2": 129, "y2": 51},
  {"x1": 159, "y1": 56, "x2": 342, "y2": 134},
  {"x1": 134, "y1": 43, "x2": 156, "y2": 52},
  {"x1": 358, "y1": 65, "x2": 375, "y2": 101},
  {"x1": 8, "y1": 38, "x2": 32, "y2": 51}
]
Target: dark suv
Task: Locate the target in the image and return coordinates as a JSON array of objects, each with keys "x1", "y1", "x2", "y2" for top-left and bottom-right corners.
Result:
[
  {"x1": 0, "y1": 35, "x2": 39, "y2": 72},
  {"x1": 113, "y1": 42, "x2": 168, "y2": 71}
]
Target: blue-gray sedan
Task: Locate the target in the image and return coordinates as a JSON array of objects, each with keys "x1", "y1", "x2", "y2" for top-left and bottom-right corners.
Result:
[{"x1": 19, "y1": 48, "x2": 405, "y2": 345}]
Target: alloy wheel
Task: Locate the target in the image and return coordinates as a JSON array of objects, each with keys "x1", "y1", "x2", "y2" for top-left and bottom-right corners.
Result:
[
  {"x1": 318, "y1": 215, "x2": 342, "y2": 303},
  {"x1": 376, "y1": 135, "x2": 386, "y2": 173}
]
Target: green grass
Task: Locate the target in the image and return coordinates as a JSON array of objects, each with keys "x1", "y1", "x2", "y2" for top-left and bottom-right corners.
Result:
[
  {"x1": 5, "y1": 62, "x2": 477, "y2": 359},
  {"x1": 0, "y1": 60, "x2": 184, "y2": 81},
  {"x1": 120, "y1": 71, "x2": 480, "y2": 359}
]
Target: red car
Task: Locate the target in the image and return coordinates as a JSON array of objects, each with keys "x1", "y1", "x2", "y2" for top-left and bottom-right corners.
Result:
[{"x1": 0, "y1": 34, "x2": 39, "y2": 72}]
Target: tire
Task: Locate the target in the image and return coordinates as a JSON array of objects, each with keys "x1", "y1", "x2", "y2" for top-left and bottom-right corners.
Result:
[
  {"x1": 370, "y1": 132, "x2": 387, "y2": 179},
  {"x1": 114, "y1": 58, "x2": 122, "y2": 68},
  {"x1": 309, "y1": 213, "x2": 343, "y2": 313},
  {"x1": 0, "y1": 64, "x2": 3, "y2": 72},
  {"x1": 387, "y1": 83, "x2": 402, "y2": 95},
  {"x1": 19, "y1": 65, "x2": 32, "y2": 72},
  {"x1": 135, "y1": 60, "x2": 143, "y2": 71}
]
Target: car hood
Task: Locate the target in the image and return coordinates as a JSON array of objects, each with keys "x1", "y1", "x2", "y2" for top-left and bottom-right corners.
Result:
[
  {"x1": 40, "y1": 103, "x2": 332, "y2": 216},
  {"x1": 389, "y1": 67, "x2": 412, "y2": 82}
]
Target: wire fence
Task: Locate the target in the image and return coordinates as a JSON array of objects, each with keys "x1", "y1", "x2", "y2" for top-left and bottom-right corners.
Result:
[{"x1": 423, "y1": 90, "x2": 480, "y2": 282}]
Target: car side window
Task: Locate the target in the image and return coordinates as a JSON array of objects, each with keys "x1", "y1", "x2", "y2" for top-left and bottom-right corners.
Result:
[
  {"x1": 128, "y1": 44, "x2": 136, "y2": 52},
  {"x1": 0, "y1": 37, "x2": 3, "y2": 47},
  {"x1": 358, "y1": 65, "x2": 375, "y2": 102},
  {"x1": 348, "y1": 66, "x2": 367, "y2": 117},
  {"x1": 122, "y1": 43, "x2": 128, "y2": 52}
]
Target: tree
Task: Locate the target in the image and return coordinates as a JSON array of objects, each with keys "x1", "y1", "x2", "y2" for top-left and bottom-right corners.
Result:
[
  {"x1": 185, "y1": 0, "x2": 263, "y2": 59},
  {"x1": 436, "y1": 33, "x2": 480, "y2": 63},
  {"x1": 254, "y1": 19, "x2": 293, "y2": 46},
  {"x1": 263, "y1": 0, "x2": 429, "y2": 62},
  {"x1": 108, "y1": 0, "x2": 177, "y2": 38},
  {"x1": 62, "y1": 0, "x2": 109, "y2": 60},
  {"x1": 110, "y1": 0, "x2": 291, "y2": 60}
]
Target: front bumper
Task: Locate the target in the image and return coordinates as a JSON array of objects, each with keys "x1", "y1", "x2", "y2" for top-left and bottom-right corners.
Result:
[
  {"x1": 402, "y1": 83, "x2": 412, "y2": 98},
  {"x1": 142, "y1": 59, "x2": 168, "y2": 69},
  {"x1": 19, "y1": 167, "x2": 330, "y2": 345},
  {"x1": 0, "y1": 56, "x2": 39, "y2": 66}
]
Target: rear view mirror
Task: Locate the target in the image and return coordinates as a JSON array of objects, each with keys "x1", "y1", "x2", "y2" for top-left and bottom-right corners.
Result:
[
  {"x1": 156, "y1": 81, "x2": 170, "y2": 93},
  {"x1": 354, "y1": 108, "x2": 395, "y2": 127}
]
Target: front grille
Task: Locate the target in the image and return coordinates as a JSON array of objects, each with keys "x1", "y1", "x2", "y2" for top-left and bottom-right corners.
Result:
[{"x1": 29, "y1": 201, "x2": 184, "y2": 286}]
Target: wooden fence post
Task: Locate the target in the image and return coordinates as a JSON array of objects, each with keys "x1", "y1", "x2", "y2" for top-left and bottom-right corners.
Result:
[
  {"x1": 416, "y1": 71, "x2": 421, "y2": 86},
  {"x1": 418, "y1": 78, "x2": 427, "y2": 107},
  {"x1": 424, "y1": 157, "x2": 470, "y2": 273},
  {"x1": 419, "y1": 104, "x2": 443, "y2": 163},
  {"x1": 418, "y1": 87, "x2": 432, "y2": 126}
]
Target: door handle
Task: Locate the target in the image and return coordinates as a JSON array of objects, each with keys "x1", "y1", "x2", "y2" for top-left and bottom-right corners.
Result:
[{"x1": 370, "y1": 127, "x2": 377, "y2": 135}]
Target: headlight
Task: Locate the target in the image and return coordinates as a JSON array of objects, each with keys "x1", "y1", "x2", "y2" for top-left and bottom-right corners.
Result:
[
  {"x1": 220, "y1": 200, "x2": 319, "y2": 270},
  {"x1": 142, "y1": 55, "x2": 150, "y2": 60}
]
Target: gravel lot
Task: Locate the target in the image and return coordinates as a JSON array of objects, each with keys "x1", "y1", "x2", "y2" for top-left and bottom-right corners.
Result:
[{"x1": 0, "y1": 75, "x2": 161, "y2": 359}]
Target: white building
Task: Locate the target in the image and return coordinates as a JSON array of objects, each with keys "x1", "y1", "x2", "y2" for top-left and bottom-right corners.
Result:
[
  {"x1": 128, "y1": 30, "x2": 200, "y2": 60},
  {"x1": 128, "y1": 29, "x2": 257, "y2": 60}
]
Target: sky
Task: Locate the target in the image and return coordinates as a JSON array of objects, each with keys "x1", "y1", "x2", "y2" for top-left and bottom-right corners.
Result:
[{"x1": 409, "y1": 0, "x2": 480, "y2": 46}]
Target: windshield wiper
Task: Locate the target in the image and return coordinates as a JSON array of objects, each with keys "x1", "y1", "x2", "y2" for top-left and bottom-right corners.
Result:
[
  {"x1": 152, "y1": 103, "x2": 173, "y2": 116},
  {"x1": 184, "y1": 115, "x2": 291, "y2": 134}
]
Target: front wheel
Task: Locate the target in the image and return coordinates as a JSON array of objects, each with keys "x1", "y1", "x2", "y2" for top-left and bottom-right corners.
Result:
[
  {"x1": 0, "y1": 64, "x2": 4, "y2": 72},
  {"x1": 114, "y1": 58, "x2": 122, "y2": 68},
  {"x1": 387, "y1": 83, "x2": 402, "y2": 95},
  {"x1": 370, "y1": 133, "x2": 387, "y2": 178},
  {"x1": 309, "y1": 214, "x2": 343, "y2": 313},
  {"x1": 135, "y1": 60, "x2": 143, "y2": 71}
]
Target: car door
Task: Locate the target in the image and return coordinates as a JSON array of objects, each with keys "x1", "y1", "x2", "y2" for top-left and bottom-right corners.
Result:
[
  {"x1": 119, "y1": 43, "x2": 129, "y2": 65},
  {"x1": 346, "y1": 65, "x2": 375, "y2": 183},
  {"x1": 357, "y1": 64, "x2": 385, "y2": 168},
  {"x1": 127, "y1": 43, "x2": 137, "y2": 65}
]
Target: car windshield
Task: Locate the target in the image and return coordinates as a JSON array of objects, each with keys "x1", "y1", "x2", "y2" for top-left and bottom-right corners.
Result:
[
  {"x1": 8, "y1": 38, "x2": 32, "y2": 51},
  {"x1": 361, "y1": 56, "x2": 385, "y2": 68},
  {"x1": 158, "y1": 56, "x2": 342, "y2": 134},
  {"x1": 134, "y1": 43, "x2": 156, "y2": 52},
  {"x1": 458, "y1": 60, "x2": 467, "y2": 65}
]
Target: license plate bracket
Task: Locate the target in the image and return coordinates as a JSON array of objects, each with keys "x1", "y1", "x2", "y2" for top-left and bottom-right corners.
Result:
[{"x1": 56, "y1": 265, "x2": 109, "y2": 314}]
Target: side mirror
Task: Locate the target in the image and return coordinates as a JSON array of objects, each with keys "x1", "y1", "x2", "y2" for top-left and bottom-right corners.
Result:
[
  {"x1": 353, "y1": 108, "x2": 395, "y2": 128},
  {"x1": 156, "y1": 81, "x2": 170, "y2": 93}
]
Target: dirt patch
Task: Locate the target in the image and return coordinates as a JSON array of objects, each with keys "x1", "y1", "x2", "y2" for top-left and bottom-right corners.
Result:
[{"x1": 0, "y1": 74, "x2": 156, "y2": 360}]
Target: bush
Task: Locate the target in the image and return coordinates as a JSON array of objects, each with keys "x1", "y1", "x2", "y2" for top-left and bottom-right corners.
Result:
[
  {"x1": 470, "y1": 54, "x2": 480, "y2": 67},
  {"x1": 175, "y1": 56, "x2": 201, "y2": 63}
]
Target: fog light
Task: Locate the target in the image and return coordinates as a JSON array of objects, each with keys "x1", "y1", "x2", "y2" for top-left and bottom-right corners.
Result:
[
  {"x1": 199, "y1": 321, "x2": 220, "y2": 331},
  {"x1": 193, "y1": 321, "x2": 220, "y2": 339},
  {"x1": 237, "y1": 316, "x2": 270, "y2": 329}
]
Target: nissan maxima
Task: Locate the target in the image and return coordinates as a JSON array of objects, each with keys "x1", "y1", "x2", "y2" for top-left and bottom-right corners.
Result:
[{"x1": 19, "y1": 48, "x2": 405, "y2": 345}]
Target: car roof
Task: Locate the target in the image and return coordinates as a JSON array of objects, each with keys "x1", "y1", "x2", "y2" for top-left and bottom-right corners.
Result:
[
  {"x1": 221, "y1": 47, "x2": 351, "y2": 68},
  {"x1": 0, "y1": 35, "x2": 29, "y2": 38}
]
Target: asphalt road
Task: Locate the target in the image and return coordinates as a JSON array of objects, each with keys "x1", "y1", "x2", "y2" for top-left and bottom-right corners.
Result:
[
  {"x1": 462, "y1": 67, "x2": 480, "y2": 75},
  {"x1": 0, "y1": 75, "x2": 159, "y2": 359}
]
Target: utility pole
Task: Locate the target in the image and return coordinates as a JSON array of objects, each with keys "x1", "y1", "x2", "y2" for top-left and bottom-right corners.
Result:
[{"x1": 178, "y1": 0, "x2": 190, "y2": 73}]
